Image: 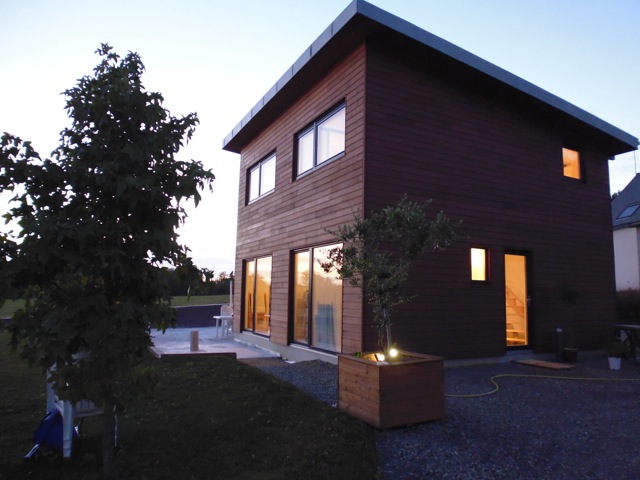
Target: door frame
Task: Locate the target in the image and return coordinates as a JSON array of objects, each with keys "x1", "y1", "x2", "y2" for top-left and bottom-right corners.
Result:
[{"x1": 504, "y1": 250, "x2": 533, "y2": 350}]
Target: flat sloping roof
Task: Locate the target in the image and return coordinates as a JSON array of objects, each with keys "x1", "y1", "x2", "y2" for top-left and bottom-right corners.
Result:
[{"x1": 223, "y1": 0, "x2": 638, "y2": 154}]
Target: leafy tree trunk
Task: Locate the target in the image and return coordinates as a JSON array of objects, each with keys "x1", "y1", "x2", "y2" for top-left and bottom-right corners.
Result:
[
  {"x1": 102, "y1": 402, "x2": 118, "y2": 480},
  {"x1": 321, "y1": 197, "x2": 459, "y2": 354},
  {"x1": 384, "y1": 320, "x2": 393, "y2": 352},
  {"x1": 1, "y1": 45, "x2": 215, "y2": 480}
]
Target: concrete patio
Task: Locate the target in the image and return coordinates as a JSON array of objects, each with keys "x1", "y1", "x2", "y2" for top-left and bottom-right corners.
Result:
[{"x1": 149, "y1": 326, "x2": 280, "y2": 360}]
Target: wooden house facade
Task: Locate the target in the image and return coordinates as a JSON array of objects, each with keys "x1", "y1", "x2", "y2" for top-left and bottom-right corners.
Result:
[{"x1": 223, "y1": 1, "x2": 638, "y2": 361}]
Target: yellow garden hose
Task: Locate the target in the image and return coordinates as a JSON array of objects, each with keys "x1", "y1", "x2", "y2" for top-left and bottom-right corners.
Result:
[{"x1": 446, "y1": 373, "x2": 640, "y2": 398}]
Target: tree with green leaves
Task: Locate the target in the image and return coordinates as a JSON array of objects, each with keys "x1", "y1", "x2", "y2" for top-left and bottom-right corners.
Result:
[
  {"x1": 321, "y1": 197, "x2": 459, "y2": 354},
  {"x1": 0, "y1": 44, "x2": 214, "y2": 479}
]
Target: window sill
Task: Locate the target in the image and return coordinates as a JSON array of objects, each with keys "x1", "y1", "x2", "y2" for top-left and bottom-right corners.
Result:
[
  {"x1": 247, "y1": 189, "x2": 275, "y2": 205},
  {"x1": 295, "y1": 152, "x2": 345, "y2": 180}
]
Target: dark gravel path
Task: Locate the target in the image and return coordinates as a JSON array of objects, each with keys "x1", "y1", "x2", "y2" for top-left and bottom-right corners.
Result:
[{"x1": 247, "y1": 353, "x2": 640, "y2": 480}]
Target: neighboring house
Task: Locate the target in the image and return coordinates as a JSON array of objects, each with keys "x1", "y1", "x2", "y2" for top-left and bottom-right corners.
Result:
[
  {"x1": 222, "y1": 0, "x2": 638, "y2": 362},
  {"x1": 612, "y1": 174, "x2": 640, "y2": 291}
]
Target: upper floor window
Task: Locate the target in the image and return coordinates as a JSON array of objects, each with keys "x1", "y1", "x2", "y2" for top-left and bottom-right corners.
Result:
[
  {"x1": 296, "y1": 104, "x2": 346, "y2": 177},
  {"x1": 248, "y1": 153, "x2": 276, "y2": 203},
  {"x1": 562, "y1": 148, "x2": 581, "y2": 180}
]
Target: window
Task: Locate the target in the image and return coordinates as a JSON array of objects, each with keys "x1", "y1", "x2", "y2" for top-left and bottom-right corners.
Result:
[
  {"x1": 296, "y1": 105, "x2": 345, "y2": 177},
  {"x1": 471, "y1": 247, "x2": 488, "y2": 282},
  {"x1": 292, "y1": 244, "x2": 343, "y2": 352},
  {"x1": 617, "y1": 204, "x2": 640, "y2": 219},
  {"x1": 244, "y1": 256, "x2": 272, "y2": 335},
  {"x1": 562, "y1": 148, "x2": 581, "y2": 180},
  {"x1": 248, "y1": 153, "x2": 276, "y2": 202}
]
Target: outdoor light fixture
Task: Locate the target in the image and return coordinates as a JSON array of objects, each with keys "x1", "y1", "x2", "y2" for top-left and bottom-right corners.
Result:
[
  {"x1": 388, "y1": 348, "x2": 398, "y2": 358},
  {"x1": 374, "y1": 353, "x2": 385, "y2": 362}
]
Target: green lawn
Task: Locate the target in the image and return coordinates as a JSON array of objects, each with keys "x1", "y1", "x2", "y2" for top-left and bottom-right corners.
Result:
[
  {"x1": 0, "y1": 332, "x2": 378, "y2": 480},
  {"x1": 0, "y1": 299, "x2": 24, "y2": 319},
  {"x1": 171, "y1": 295, "x2": 229, "y2": 306},
  {"x1": 0, "y1": 296, "x2": 228, "y2": 319}
]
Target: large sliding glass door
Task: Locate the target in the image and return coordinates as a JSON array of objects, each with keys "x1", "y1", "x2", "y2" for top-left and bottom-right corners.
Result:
[
  {"x1": 293, "y1": 251, "x2": 310, "y2": 343},
  {"x1": 244, "y1": 256, "x2": 272, "y2": 336},
  {"x1": 293, "y1": 244, "x2": 342, "y2": 352},
  {"x1": 245, "y1": 259, "x2": 256, "y2": 331}
]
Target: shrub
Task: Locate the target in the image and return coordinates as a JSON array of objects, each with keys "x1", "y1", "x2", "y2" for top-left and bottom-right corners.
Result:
[{"x1": 616, "y1": 289, "x2": 640, "y2": 322}]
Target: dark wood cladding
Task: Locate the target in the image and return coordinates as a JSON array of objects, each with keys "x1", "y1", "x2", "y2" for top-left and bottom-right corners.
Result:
[
  {"x1": 362, "y1": 41, "x2": 617, "y2": 358},
  {"x1": 233, "y1": 46, "x2": 367, "y2": 353},
  {"x1": 233, "y1": 36, "x2": 620, "y2": 360}
]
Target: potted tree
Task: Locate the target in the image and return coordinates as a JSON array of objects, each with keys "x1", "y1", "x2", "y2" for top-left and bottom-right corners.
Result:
[
  {"x1": 607, "y1": 338, "x2": 625, "y2": 370},
  {"x1": 321, "y1": 197, "x2": 459, "y2": 428}
]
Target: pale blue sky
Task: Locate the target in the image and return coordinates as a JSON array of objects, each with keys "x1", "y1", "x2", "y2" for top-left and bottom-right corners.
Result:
[{"x1": 2, "y1": 0, "x2": 639, "y2": 273}]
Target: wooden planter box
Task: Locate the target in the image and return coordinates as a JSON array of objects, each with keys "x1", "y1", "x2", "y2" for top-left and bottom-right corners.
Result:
[{"x1": 338, "y1": 351, "x2": 445, "y2": 429}]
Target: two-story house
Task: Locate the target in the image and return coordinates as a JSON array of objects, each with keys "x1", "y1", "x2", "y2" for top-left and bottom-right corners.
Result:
[{"x1": 222, "y1": 0, "x2": 638, "y2": 362}]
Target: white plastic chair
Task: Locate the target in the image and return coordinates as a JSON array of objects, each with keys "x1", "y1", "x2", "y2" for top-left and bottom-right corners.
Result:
[
  {"x1": 213, "y1": 305, "x2": 233, "y2": 339},
  {"x1": 45, "y1": 373, "x2": 103, "y2": 458}
]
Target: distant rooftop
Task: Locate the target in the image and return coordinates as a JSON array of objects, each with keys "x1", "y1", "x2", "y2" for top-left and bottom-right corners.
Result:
[
  {"x1": 223, "y1": 0, "x2": 638, "y2": 155},
  {"x1": 613, "y1": 174, "x2": 640, "y2": 229}
]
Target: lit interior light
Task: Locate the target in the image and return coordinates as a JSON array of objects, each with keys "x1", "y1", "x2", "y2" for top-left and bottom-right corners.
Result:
[{"x1": 471, "y1": 248, "x2": 487, "y2": 281}]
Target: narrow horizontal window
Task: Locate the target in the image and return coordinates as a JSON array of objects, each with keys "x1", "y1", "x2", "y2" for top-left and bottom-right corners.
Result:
[
  {"x1": 295, "y1": 104, "x2": 345, "y2": 177},
  {"x1": 248, "y1": 153, "x2": 276, "y2": 202}
]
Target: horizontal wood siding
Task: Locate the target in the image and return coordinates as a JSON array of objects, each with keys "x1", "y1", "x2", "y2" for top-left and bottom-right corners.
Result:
[
  {"x1": 233, "y1": 45, "x2": 367, "y2": 353},
  {"x1": 338, "y1": 356, "x2": 381, "y2": 426},
  {"x1": 338, "y1": 352, "x2": 445, "y2": 429},
  {"x1": 363, "y1": 40, "x2": 617, "y2": 358}
]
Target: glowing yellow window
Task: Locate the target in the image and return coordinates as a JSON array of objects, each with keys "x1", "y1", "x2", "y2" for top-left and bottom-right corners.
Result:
[
  {"x1": 562, "y1": 148, "x2": 581, "y2": 179},
  {"x1": 471, "y1": 248, "x2": 487, "y2": 282}
]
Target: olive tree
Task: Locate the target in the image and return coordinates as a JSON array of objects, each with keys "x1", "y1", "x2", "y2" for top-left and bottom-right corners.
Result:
[
  {"x1": 0, "y1": 44, "x2": 214, "y2": 479},
  {"x1": 321, "y1": 197, "x2": 459, "y2": 354}
]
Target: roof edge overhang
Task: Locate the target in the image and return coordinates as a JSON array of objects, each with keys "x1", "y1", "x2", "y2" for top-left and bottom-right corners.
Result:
[
  {"x1": 613, "y1": 222, "x2": 640, "y2": 231},
  {"x1": 222, "y1": 0, "x2": 638, "y2": 155}
]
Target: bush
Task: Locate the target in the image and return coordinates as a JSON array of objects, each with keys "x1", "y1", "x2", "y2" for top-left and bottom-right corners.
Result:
[{"x1": 617, "y1": 289, "x2": 640, "y2": 322}]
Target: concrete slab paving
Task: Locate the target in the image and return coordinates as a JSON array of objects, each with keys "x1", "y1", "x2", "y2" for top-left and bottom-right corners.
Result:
[{"x1": 150, "y1": 326, "x2": 280, "y2": 360}]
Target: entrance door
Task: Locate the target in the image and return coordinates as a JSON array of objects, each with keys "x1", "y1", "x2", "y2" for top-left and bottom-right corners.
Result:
[{"x1": 505, "y1": 253, "x2": 529, "y2": 347}]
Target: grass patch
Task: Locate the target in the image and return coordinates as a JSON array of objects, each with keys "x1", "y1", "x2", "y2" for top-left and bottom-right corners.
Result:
[
  {"x1": 0, "y1": 296, "x2": 228, "y2": 319},
  {"x1": 171, "y1": 295, "x2": 229, "y2": 306},
  {"x1": 0, "y1": 299, "x2": 24, "y2": 318},
  {"x1": 0, "y1": 332, "x2": 378, "y2": 479}
]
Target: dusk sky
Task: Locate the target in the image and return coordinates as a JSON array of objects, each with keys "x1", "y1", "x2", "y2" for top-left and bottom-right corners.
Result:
[{"x1": 2, "y1": 0, "x2": 638, "y2": 274}]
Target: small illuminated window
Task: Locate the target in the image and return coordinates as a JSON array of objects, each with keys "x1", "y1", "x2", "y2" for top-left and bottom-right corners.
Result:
[
  {"x1": 471, "y1": 248, "x2": 488, "y2": 282},
  {"x1": 562, "y1": 148, "x2": 581, "y2": 179}
]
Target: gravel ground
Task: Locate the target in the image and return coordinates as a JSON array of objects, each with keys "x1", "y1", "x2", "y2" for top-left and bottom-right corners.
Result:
[{"x1": 249, "y1": 353, "x2": 640, "y2": 480}]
